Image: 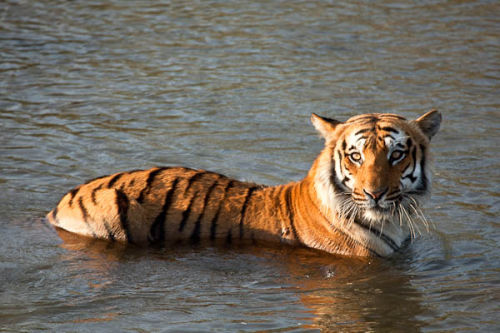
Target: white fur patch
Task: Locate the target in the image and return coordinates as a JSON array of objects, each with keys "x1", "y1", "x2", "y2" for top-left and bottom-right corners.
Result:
[{"x1": 314, "y1": 150, "x2": 338, "y2": 215}]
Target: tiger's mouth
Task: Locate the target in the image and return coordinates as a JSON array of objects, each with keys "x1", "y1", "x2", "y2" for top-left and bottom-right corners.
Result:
[
  {"x1": 353, "y1": 196, "x2": 402, "y2": 214},
  {"x1": 352, "y1": 195, "x2": 404, "y2": 221}
]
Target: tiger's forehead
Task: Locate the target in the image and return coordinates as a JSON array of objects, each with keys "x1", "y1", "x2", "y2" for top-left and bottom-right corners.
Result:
[{"x1": 341, "y1": 114, "x2": 409, "y2": 150}]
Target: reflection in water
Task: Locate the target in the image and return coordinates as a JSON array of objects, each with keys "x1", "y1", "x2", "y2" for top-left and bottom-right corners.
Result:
[
  {"x1": 56, "y1": 229, "x2": 126, "y2": 289},
  {"x1": 57, "y1": 228, "x2": 130, "y2": 263},
  {"x1": 56, "y1": 230, "x2": 427, "y2": 331},
  {"x1": 280, "y1": 249, "x2": 427, "y2": 332},
  {"x1": 53, "y1": 230, "x2": 126, "y2": 324}
]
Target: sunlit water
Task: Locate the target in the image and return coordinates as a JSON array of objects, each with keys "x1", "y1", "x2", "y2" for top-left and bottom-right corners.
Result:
[{"x1": 1, "y1": 0, "x2": 499, "y2": 331}]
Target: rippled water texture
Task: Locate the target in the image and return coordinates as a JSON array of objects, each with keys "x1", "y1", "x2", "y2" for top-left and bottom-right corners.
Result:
[{"x1": 1, "y1": 0, "x2": 499, "y2": 331}]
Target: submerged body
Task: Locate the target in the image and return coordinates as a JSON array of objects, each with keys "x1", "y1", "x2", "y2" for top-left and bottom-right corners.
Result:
[{"x1": 47, "y1": 111, "x2": 441, "y2": 257}]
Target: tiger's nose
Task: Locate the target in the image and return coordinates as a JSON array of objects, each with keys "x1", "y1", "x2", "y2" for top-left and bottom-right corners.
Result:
[{"x1": 363, "y1": 187, "x2": 388, "y2": 202}]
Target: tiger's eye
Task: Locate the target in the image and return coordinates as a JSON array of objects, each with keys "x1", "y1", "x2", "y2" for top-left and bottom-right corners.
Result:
[
  {"x1": 349, "y1": 152, "x2": 362, "y2": 162},
  {"x1": 390, "y1": 150, "x2": 404, "y2": 161}
]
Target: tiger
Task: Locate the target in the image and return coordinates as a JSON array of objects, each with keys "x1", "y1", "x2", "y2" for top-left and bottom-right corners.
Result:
[{"x1": 46, "y1": 110, "x2": 441, "y2": 257}]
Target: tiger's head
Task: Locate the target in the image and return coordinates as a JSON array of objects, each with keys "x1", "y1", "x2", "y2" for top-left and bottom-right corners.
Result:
[{"x1": 310, "y1": 110, "x2": 441, "y2": 236}]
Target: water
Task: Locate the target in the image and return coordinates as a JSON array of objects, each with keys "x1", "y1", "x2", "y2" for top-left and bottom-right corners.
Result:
[{"x1": 1, "y1": 0, "x2": 499, "y2": 331}]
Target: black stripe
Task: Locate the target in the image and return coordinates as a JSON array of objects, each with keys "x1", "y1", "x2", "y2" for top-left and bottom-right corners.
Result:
[
  {"x1": 402, "y1": 146, "x2": 417, "y2": 183},
  {"x1": 348, "y1": 116, "x2": 377, "y2": 123},
  {"x1": 148, "y1": 178, "x2": 180, "y2": 243},
  {"x1": 184, "y1": 171, "x2": 205, "y2": 193},
  {"x1": 400, "y1": 152, "x2": 413, "y2": 175},
  {"x1": 177, "y1": 172, "x2": 207, "y2": 232},
  {"x1": 68, "y1": 187, "x2": 80, "y2": 207},
  {"x1": 78, "y1": 197, "x2": 97, "y2": 238},
  {"x1": 380, "y1": 114, "x2": 406, "y2": 120},
  {"x1": 107, "y1": 172, "x2": 124, "y2": 188},
  {"x1": 115, "y1": 190, "x2": 132, "y2": 243},
  {"x1": 239, "y1": 186, "x2": 258, "y2": 239},
  {"x1": 378, "y1": 126, "x2": 399, "y2": 134},
  {"x1": 103, "y1": 221, "x2": 116, "y2": 241},
  {"x1": 91, "y1": 183, "x2": 103, "y2": 205},
  {"x1": 189, "y1": 218, "x2": 202, "y2": 243},
  {"x1": 337, "y1": 150, "x2": 350, "y2": 181},
  {"x1": 190, "y1": 179, "x2": 220, "y2": 243},
  {"x1": 210, "y1": 181, "x2": 234, "y2": 240},
  {"x1": 406, "y1": 138, "x2": 413, "y2": 148},
  {"x1": 137, "y1": 167, "x2": 169, "y2": 204},
  {"x1": 78, "y1": 197, "x2": 89, "y2": 221},
  {"x1": 354, "y1": 218, "x2": 399, "y2": 252},
  {"x1": 417, "y1": 144, "x2": 428, "y2": 192},
  {"x1": 330, "y1": 158, "x2": 347, "y2": 193},
  {"x1": 342, "y1": 139, "x2": 347, "y2": 151},
  {"x1": 283, "y1": 186, "x2": 300, "y2": 242},
  {"x1": 357, "y1": 135, "x2": 369, "y2": 141},
  {"x1": 354, "y1": 128, "x2": 374, "y2": 136},
  {"x1": 226, "y1": 229, "x2": 232, "y2": 245},
  {"x1": 178, "y1": 192, "x2": 198, "y2": 232}
]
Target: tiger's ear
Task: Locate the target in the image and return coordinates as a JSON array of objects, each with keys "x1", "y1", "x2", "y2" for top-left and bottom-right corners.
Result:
[
  {"x1": 311, "y1": 113, "x2": 341, "y2": 142},
  {"x1": 414, "y1": 109, "x2": 442, "y2": 140}
]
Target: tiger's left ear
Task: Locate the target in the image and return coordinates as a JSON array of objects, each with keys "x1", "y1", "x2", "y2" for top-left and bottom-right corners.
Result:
[
  {"x1": 311, "y1": 113, "x2": 341, "y2": 142},
  {"x1": 415, "y1": 109, "x2": 442, "y2": 140}
]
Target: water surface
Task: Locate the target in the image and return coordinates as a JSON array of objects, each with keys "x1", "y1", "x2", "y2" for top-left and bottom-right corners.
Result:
[{"x1": 1, "y1": 0, "x2": 499, "y2": 331}]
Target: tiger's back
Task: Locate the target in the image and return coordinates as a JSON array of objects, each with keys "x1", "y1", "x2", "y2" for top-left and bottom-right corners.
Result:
[{"x1": 47, "y1": 167, "x2": 269, "y2": 245}]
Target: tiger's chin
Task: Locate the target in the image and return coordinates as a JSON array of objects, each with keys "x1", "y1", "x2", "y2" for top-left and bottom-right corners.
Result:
[
  {"x1": 351, "y1": 198, "x2": 399, "y2": 223},
  {"x1": 362, "y1": 206, "x2": 395, "y2": 223}
]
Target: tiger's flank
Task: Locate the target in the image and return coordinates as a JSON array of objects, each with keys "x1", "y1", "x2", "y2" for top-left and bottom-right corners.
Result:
[{"x1": 46, "y1": 110, "x2": 441, "y2": 257}]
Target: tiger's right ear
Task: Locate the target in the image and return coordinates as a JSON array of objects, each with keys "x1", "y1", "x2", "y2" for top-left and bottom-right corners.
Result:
[
  {"x1": 415, "y1": 109, "x2": 442, "y2": 140},
  {"x1": 311, "y1": 113, "x2": 341, "y2": 142}
]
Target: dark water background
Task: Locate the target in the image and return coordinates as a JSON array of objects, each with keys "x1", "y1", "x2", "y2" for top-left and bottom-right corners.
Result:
[{"x1": 1, "y1": 0, "x2": 499, "y2": 331}]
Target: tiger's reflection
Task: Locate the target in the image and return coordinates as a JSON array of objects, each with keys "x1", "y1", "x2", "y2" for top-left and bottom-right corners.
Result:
[
  {"x1": 276, "y1": 247, "x2": 427, "y2": 331},
  {"x1": 56, "y1": 230, "x2": 427, "y2": 331}
]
